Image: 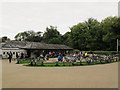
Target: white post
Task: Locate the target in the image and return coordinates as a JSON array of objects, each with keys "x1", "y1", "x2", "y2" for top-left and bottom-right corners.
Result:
[{"x1": 117, "y1": 39, "x2": 118, "y2": 52}]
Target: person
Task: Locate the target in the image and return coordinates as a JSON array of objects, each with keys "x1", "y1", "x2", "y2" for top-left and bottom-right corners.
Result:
[
  {"x1": 83, "y1": 52, "x2": 85, "y2": 58},
  {"x1": 85, "y1": 52, "x2": 87, "y2": 57},
  {"x1": 46, "y1": 54, "x2": 49, "y2": 60},
  {"x1": 61, "y1": 54, "x2": 63, "y2": 62},
  {"x1": 78, "y1": 54, "x2": 80, "y2": 57},
  {"x1": 78, "y1": 54, "x2": 80, "y2": 60},
  {"x1": 92, "y1": 53, "x2": 94, "y2": 57},
  {"x1": 53, "y1": 51, "x2": 55, "y2": 57},
  {"x1": 24, "y1": 52, "x2": 26, "y2": 58},
  {"x1": 73, "y1": 53, "x2": 75, "y2": 57},
  {"x1": 16, "y1": 52, "x2": 19, "y2": 59},
  {"x1": 8, "y1": 51, "x2": 12, "y2": 63},
  {"x1": 49, "y1": 52, "x2": 52, "y2": 57},
  {"x1": 43, "y1": 52, "x2": 46, "y2": 60},
  {"x1": 25, "y1": 52, "x2": 28, "y2": 58},
  {"x1": 80, "y1": 51, "x2": 82, "y2": 55},
  {"x1": 20, "y1": 52, "x2": 24, "y2": 59},
  {"x1": 74, "y1": 56, "x2": 77, "y2": 62},
  {"x1": 37, "y1": 56, "x2": 40, "y2": 61},
  {"x1": 58, "y1": 54, "x2": 61, "y2": 62},
  {"x1": 40, "y1": 54, "x2": 43, "y2": 58}
]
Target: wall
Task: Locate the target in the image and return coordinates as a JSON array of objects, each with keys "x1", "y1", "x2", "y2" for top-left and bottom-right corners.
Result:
[{"x1": 2, "y1": 48, "x2": 26, "y2": 59}]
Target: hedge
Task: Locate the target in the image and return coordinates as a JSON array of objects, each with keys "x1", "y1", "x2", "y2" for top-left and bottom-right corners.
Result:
[{"x1": 87, "y1": 51, "x2": 120, "y2": 55}]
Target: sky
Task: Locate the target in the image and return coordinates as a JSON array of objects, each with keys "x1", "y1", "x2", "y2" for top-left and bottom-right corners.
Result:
[{"x1": 0, "y1": 0, "x2": 119, "y2": 40}]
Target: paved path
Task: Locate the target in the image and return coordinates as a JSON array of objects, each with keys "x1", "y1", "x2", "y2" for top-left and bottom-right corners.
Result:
[
  {"x1": 2, "y1": 59, "x2": 118, "y2": 88},
  {"x1": 0, "y1": 59, "x2": 2, "y2": 90}
]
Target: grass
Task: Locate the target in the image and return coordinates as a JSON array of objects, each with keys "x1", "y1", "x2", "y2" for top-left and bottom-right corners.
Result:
[
  {"x1": 23, "y1": 60, "x2": 120, "y2": 67},
  {"x1": 16, "y1": 58, "x2": 120, "y2": 67},
  {"x1": 16, "y1": 59, "x2": 45, "y2": 64}
]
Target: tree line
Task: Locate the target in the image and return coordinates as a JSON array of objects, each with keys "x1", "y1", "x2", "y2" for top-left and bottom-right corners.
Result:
[{"x1": 14, "y1": 16, "x2": 120, "y2": 51}]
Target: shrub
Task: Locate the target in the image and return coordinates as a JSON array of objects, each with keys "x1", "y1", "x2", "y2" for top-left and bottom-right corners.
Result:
[{"x1": 87, "y1": 51, "x2": 120, "y2": 55}]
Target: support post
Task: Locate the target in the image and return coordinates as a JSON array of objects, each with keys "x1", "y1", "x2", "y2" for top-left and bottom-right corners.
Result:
[{"x1": 117, "y1": 39, "x2": 118, "y2": 52}]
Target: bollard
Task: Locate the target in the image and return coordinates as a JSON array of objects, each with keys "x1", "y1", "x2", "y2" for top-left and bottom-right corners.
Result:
[
  {"x1": 87, "y1": 60, "x2": 89, "y2": 65},
  {"x1": 43, "y1": 57, "x2": 45, "y2": 60},
  {"x1": 80, "y1": 60, "x2": 82, "y2": 65},
  {"x1": 72, "y1": 62, "x2": 74, "y2": 66},
  {"x1": 41, "y1": 62, "x2": 43, "y2": 65},
  {"x1": 100, "y1": 60, "x2": 102, "y2": 64},
  {"x1": 63, "y1": 62, "x2": 65, "y2": 66},
  {"x1": 30, "y1": 61, "x2": 33, "y2": 66},
  {"x1": 35, "y1": 61, "x2": 37, "y2": 66},
  {"x1": 110, "y1": 59, "x2": 111, "y2": 63},
  {"x1": 116, "y1": 58, "x2": 118, "y2": 62},
  {"x1": 56, "y1": 62, "x2": 58, "y2": 66},
  {"x1": 17, "y1": 59, "x2": 20, "y2": 64},
  {"x1": 106, "y1": 60, "x2": 109, "y2": 63},
  {"x1": 105, "y1": 60, "x2": 107, "y2": 63}
]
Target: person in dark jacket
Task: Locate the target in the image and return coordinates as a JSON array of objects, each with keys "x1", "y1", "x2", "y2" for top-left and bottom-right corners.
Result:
[
  {"x1": 8, "y1": 51, "x2": 12, "y2": 63},
  {"x1": 20, "y1": 52, "x2": 24, "y2": 59},
  {"x1": 16, "y1": 52, "x2": 19, "y2": 59}
]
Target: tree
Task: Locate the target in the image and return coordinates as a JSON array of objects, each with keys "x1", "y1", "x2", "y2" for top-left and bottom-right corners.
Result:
[
  {"x1": 69, "y1": 18, "x2": 102, "y2": 51},
  {"x1": 61, "y1": 32, "x2": 71, "y2": 46},
  {"x1": 69, "y1": 22, "x2": 87, "y2": 50},
  {"x1": 101, "y1": 16, "x2": 120, "y2": 50},
  {"x1": 48, "y1": 38, "x2": 62, "y2": 44},
  {"x1": 13, "y1": 16, "x2": 120, "y2": 51},
  {"x1": 0, "y1": 37, "x2": 10, "y2": 42},
  {"x1": 84, "y1": 18, "x2": 103, "y2": 50},
  {"x1": 14, "y1": 30, "x2": 43, "y2": 42},
  {"x1": 43, "y1": 26, "x2": 62, "y2": 44}
]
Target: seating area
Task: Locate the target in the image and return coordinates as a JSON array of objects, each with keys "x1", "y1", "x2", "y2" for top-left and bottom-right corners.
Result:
[{"x1": 16, "y1": 54, "x2": 120, "y2": 67}]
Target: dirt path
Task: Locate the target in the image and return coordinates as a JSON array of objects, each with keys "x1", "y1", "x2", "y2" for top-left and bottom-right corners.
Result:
[{"x1": 2, "y1": 59, "x2": 118, "y2": 88}]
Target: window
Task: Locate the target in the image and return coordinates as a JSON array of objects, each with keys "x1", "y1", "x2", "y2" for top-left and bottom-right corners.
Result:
[
  {"x1": 3, "y1": 52, "x2": 5, "y2": 54},
  {"x1": 7, "y1": 52, "x2": 9, "y2": 54}
]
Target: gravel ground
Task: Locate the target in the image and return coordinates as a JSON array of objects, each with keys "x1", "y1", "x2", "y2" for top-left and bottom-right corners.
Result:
[{"x1": 2, "y1": 59, "x2": 118, "y2": 88}]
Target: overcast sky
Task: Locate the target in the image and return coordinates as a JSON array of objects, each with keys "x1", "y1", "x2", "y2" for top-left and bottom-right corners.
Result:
[{"x1": 0, "y1": 0, "x2": 119, "y2": 40}]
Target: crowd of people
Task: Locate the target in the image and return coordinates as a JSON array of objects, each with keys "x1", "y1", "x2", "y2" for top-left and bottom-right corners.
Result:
[
  {"x1": 7, "y1": 51, "x2": 28, "y2": 63},
  {"x1": 7, "y1": 50, "x2": 89, "y2": 63},
  {"x1": 7, "y1": 50, "x2": 119, "y2": 64},
  {"x1": 56, "y1": 51, "x2": 90, "y2": 63},
  {"x1": 37, "y1": 51, "x2": 66, "y2": 61},
  {"x1": 71, "y1": 52, "x2": 93, "y2": 63}
]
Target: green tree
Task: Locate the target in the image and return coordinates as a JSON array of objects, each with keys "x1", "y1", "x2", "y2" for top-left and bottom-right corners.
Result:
[
  {"x1": 61, "y1": 32, "x2": 71, "y2": 46},
  {"x1": 84, "y1": 18, "x2": 103, "y2": 50},
  {"x1": 14, "y1": 30, "x2": 43, "y2": 42},
  {"x1": 0, "y1": 37, "x2": 10, "y2": 42},
  {"x1": 69, "y1": 18, "x2": 102, "y2": 51},
  {"x1": 43, "y1": 26, "x2": 62, "y2": 44},
  {"x1": 101, "y1": 16, "x2": 120, "y2": 50}
]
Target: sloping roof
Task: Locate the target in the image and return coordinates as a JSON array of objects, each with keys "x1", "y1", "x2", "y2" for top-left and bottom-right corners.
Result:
[
  {"x1": 22, "y1": 42, "x2": 73, "y2": 50},
  {"x1": 2, "y1": 41, "x2": 73, "y2": 50},
  {"x1": 2, "y1": 41, "x2": 27, "y2": 48}
]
